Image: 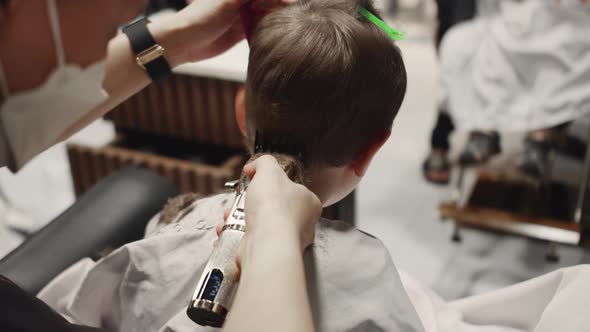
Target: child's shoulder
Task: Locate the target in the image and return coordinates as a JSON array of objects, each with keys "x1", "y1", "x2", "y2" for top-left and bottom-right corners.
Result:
[
  {"x1": 145, "y1": 193, "x2": 233, "y2": 238},
  {"x1": 307, "y1": 219, "x2": 424, "y2": 332},
  {"x1": 311, "y1": 218, "x2": 394, "y2": 279},
  {"x1": 314, "y1": 218, "x2": 388, "y2": 257}
]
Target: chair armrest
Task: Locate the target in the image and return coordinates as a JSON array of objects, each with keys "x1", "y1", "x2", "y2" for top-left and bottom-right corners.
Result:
[{"x1": 0, "y1": 166, "x2": 178, "y2": 294}]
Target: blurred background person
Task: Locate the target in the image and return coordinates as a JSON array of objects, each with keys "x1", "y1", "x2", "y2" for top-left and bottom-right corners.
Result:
[
  {"x1": 421, "y1": 0, "x2": 478, "y2": 184},
  {"x1": 428, "y1": 0, "x2": 590, "y2": 181}
]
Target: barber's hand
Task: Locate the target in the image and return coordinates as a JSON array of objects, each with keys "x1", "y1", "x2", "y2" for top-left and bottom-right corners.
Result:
[
  {"x1": 243, "y1": 155, "x2": 321, "y2": 250},
  {"x1": 152, "y1": 0, "x2": 295, "y2": 67},
  {"x1": 217, "y1": 155, "x2": 321, "y2": 269}
]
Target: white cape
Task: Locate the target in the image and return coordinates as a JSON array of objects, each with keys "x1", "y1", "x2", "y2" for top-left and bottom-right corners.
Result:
[
  {"x1": 38, "y1": 193, "x2": 424, "y2": 332},
  {"x1": 37, "y1": 193, "x2": 590, "y2": 332},
  {"x1": 402, "y1": 264, "x2": 590, "y2": 332}
]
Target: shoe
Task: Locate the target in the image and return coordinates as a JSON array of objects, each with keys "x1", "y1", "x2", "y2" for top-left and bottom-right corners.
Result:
[
  {"x1": 423, "y1": 151, "x2": 451, "y2": 185},
  {"x1": 458, "y1": 131, "x2": 501, "y2": 166},
  {"x1": 519, "y1": 138, "x2": 551, "y2": 180}
]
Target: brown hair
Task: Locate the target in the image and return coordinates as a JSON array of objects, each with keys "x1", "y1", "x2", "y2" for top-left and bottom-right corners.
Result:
[{"x1": 245, "y1": 0, "x2": 407, "y2": 167}]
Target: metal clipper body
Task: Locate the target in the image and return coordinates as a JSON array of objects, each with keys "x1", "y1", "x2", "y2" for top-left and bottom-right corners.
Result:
[{"x1": 187, "y1": 179, "x2": 248, "y2": 327}]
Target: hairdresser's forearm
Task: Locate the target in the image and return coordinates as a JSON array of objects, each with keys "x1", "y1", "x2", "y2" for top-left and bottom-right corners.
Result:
[
  {"x1": 58, "y1": 16, "x2": 187, "y2": 141},
  {"x1": 224, "y1": 235, "x2": 314, "y2": 332}
]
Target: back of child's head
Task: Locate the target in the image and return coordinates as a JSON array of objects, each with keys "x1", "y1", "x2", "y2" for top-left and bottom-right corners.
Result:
[{"x1": 245, "y1": 0, "x2": 407, "y2": 167}]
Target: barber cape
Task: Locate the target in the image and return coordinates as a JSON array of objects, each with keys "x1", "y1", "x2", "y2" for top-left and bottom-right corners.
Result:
[
  {"x1": 439, "y1": 0, "x2": 590, "y2": 131},
  {"x1": 401, "y1": 264, "x2": 590, "y2": 332},
  {"x1": 38, "y1": 193, "x2": 425, "y2": 332}
]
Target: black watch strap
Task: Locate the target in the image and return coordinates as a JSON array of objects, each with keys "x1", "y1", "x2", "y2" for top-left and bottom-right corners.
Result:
[
  {"x1": 143, "y1": 57, "x2": 172, "y2": 83},
  {"x1": 122, "y1": 17, "x2": 172, "y2": 83}
]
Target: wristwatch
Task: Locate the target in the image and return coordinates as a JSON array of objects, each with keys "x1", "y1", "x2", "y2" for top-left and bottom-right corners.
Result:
[{"x1": 122, "y1": 17, "x2": 172, "y2": 83}]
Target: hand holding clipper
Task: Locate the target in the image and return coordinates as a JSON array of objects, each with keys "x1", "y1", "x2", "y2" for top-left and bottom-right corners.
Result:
[
  {"x1": 186, "y1": 177, "x2": 249, "y2": 327},
  {"x1": 187, "y1": 154, "x2": 311, "y2": 327}
]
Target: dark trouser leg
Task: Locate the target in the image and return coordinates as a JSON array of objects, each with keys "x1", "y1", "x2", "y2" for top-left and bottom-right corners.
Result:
[
  {"x1": 435, "y1": 0, "x2": 477, "y2": 49},
  {"x1": 424, "y1": 0, "x2": 478, "y2": 183},
  {"x1": 431, "y1": 111, "x2": 455, "y2": 151},
  {"x1": 424, "y1": 112, "x2": 455, "y2": 184},
  {"x1": 430, "y1": 0, "x2": 477, "y2": 150}
]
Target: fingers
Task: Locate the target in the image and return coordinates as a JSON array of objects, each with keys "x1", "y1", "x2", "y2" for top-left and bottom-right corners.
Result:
[
  {"x1": 242, "y1": 161, "x2": 257, "y2": 180},
  {"x1": 216, "y1": 208, "x2": 231, "y2": 237},
  {"x1": 243, "y1": 155, "x2": 282, "y2": 180},
  {"x1": 194, "y1": 18, "x2": 245, "y2": 60},
  {"x1": 214, "y1": 18, "x2": 245, "y2": 46}
]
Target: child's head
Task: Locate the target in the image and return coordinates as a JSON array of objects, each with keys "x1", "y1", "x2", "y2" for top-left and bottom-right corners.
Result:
[{"x1": 235, "y1": 0, "x2": 407, "y2": 206}]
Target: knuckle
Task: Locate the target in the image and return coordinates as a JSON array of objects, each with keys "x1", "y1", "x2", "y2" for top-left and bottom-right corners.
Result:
[{"x1": 258, "y1": 155, "x2": 277, "y2": 164}]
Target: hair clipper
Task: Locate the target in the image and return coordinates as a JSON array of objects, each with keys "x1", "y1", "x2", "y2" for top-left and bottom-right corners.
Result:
[
  {"x1": 187, "y1": 131, "x2": 305, "y2": 327},
  {"x1": 186, "y1": 178, "x2": 249, "y2": 327}
]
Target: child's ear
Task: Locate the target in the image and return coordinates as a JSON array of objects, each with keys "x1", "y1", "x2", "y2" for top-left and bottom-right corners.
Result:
[
  {"x1": 234, "y1": 85, "x2": 247, "y2": 137},
  {"x1": 350, "y1": 130, "x2": 391, "y2": 177}
]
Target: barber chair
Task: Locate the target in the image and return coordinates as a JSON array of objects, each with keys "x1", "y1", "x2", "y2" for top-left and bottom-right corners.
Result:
[
  {"x1": 439, "y1": 128, "x2": 590, "y2": 262},
  {"x1": 0, "y1": 166, "x2": 178, "y2": 331}
]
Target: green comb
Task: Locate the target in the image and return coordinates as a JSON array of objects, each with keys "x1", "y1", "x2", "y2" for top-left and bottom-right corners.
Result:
[{"x1": 359, "y1": 7, "x2": 406, "y2": 41}]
